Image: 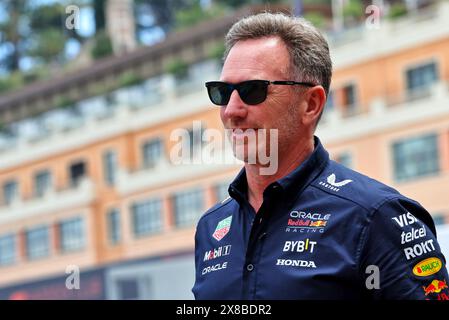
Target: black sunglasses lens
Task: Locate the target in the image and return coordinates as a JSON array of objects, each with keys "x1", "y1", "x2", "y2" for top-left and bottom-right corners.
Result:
[
  {"x1": 207, "y1": 83, "x2": 231, "y2": 105},
  {"x1": 239, "y1": 81, "x2": 267, "y2": 105}
]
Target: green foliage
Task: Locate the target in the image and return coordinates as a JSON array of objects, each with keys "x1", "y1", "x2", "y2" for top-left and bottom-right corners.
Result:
[
  {"x1": 165, "y1": 58, "x2": 189, "y2": 79},
  {"x1": 207, "y1": 42, "x2": 226, "y2": 61},
  {"x1": 29, "y1": 29, "x2": 66, "y2": 63},
  {"x1": 388, "y1": 3, "x2": 408, "y2": 20},
  {"x1": 343, "y1": 0, "x2": 363, "y2": 21},
  {"x1": 55, "y1": 96, "x2": 76, "y2": 109},
  {"x1": 303, "y1": 0, "x2": 331, "y2": 4},
  {"x1": 174, "y1": 0, "x2": 226, "y2": 31},
  {"x1": 0, "y1": 0, "x2": 28, "y2": 71},
  {"x1": 22, "y1": 67, "x2": 49, "y2": 84},
  {"x1": 304, "y1": 12, "x2": 326, "y2": 29},
  {"x1": 119, "y1": 71, "x2": 143, "y2": 88},
  {"x1": 91, "y1": 32, "x2": 113, "y2": 60},
  {"x1": 214, "y1": 0, "x2": 285, "y2": 9},
  {"x1": 0, "y1": 72, "x2": 23, "y2": 93},
  {"x1": 93, "y1": 0, "x2": 106, "y2": 31},
  {"x1": 29, "y1": 3, "x2": 65, "y2": 30}
]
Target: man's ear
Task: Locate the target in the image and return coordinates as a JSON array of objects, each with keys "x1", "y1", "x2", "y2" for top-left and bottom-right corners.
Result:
[{"x1": 301, "y1": 86, "x2": 326, "y2": 127}]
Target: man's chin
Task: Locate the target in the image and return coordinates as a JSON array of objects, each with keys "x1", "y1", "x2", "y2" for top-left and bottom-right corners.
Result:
[{"x1": 232, "y1": 144, "x2": 258, "y2": 164}]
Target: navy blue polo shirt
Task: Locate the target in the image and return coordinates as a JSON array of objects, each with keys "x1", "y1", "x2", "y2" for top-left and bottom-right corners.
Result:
[{"x1": 192, "y1": 137, "x2": 449, "y2": 300}]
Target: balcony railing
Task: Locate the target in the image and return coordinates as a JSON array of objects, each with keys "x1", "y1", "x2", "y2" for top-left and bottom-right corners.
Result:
[
  {"x1": 117, "y1": 145, "x2": 241, "y2": 196},
  {"x1": 0, "y1": 59, "x2": 221, "y2": 158},
  {"x1": 317, "y1": 81, "x2": 449, "y2": 143},
  {"x1": 0, "y1": 178, "x2": 95, "y2": 224}
]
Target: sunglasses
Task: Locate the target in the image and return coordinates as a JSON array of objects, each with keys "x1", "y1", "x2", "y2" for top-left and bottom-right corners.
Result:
[{"x1": 205, "y1": 80, "x2": 316, "y2": 106}]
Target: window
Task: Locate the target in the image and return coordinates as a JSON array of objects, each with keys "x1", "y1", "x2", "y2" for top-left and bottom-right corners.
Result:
[
  {"x1": 406, "y1": 62, "x2": 438, "y2": 92},
  {"x1": 114, "y1": 275, "x2": 152, "y2": 300},
  {"x1": 342, "y1": 84, "x2": 357, "y2": 116},
  {"x1": 131, "y1": 199, "x2": 162, "y2": 237},
  {"x1": 392, "y1": 134, "x2": 439, "y2": 182},
  {"x1": 142, "y1": 138, "x2": 163, "y2": 168},
  {"x1": 2, "y1": 180, "x2": 18, "y2": 205},
  {"x1": 433, "y1": 214, "x2": 446, "y2": 226},
  {"x1": 34, "y1": 170, "x2": 52, "y2": 197},
  {"x1": 335, "y1": 152, "x2": 353, "y2": 169},
  {"x1": 107, "y1": 208, "x2": 121, "y2": 245},
  {"x1": 103, "y1": 150, "x2": 118, "y2": 185},
  {"x1": 215, "y1": 182, "x2": 230, "y2": 202},
  {"x1": 116, "y1": 279, "x2": 139, "y2": 300},
  {"x1": 183, "y1": 127, "x2": 204, "y2": 161},
  {"x1": 59, "y1": 217, "x2": 85, "y2": 253},
  {"x1": 26, "y1": 226, "x2": 50, "y2": 260},
  {"x1": 172, "y1": 189, "x2": 204, "y2": 227},
  {"x1": 0, "y1": 234, "x2": 15, "y2": 266},
  {"x1": 69, "y1": 161, "x2": 86, "y2": 187},
  {"x1": 325, "y1": 90, "x2": 335, "y2": 111}
]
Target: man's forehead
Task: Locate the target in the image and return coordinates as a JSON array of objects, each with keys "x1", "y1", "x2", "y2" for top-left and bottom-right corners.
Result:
[{"x1": 221, "y1": 37, "x2": 290, "y2": 81}]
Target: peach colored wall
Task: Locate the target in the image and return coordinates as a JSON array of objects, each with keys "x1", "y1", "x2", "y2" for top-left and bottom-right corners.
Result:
[{"x1": 332, "y1": 37, "x2": 449, "y2": 108}]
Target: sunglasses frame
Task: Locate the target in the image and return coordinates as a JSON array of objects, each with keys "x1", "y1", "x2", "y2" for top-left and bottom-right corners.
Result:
[{"x1": 205, "y1": 80, "x2": 316, "y2": 106}]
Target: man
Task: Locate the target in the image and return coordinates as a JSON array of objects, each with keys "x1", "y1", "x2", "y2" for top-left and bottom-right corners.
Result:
[{"x1": 192, "y1": 12, "x2": 449, "y2": 299}]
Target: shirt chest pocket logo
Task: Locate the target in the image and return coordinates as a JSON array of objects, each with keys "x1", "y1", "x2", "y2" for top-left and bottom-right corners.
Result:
[
  {"x1": 283, "y1": 239, "x2": 317, "y2": 254},
  {"x1": 212, "y1": 215, "x2": 232, "y2": 241}
]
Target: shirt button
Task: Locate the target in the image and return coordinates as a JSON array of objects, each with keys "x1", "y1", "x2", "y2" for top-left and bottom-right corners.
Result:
[{"x1": 246, "y1": 264, "x2": 254, "y2": 272}]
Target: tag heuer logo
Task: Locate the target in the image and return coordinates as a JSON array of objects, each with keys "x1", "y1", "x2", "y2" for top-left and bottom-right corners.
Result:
[{"x1": 212, "y1": 215, "x2": 232, "y2": 241}]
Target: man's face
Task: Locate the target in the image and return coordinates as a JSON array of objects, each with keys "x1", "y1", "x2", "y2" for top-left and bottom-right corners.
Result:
[{"x1": 220, "y1": 36, "x2": 306, "y2": 164}]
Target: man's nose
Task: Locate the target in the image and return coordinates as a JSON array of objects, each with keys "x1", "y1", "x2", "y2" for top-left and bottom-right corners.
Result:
[{"x1": 222, "y1": 90, "x2": 248, "y2": 119}]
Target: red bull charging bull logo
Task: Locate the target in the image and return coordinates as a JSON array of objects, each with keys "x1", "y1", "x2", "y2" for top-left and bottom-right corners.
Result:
[{"x1": 422, "y1": 279, "x2": 448, "y2": 296}]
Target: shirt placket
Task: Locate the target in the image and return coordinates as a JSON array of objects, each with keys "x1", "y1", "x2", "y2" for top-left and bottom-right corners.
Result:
[{"x1": 241, "y1": 184, "x2": 280, "y2": 299}]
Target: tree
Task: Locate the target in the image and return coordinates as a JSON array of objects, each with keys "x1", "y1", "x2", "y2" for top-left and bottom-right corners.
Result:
[
  {"x1": 214, "y1": 0, "x2": 286, "y2": 9},
  {"x1": 0, "y1": 0, "x2": 28, "y2": 72},
  {"x1": 134, "y1": 0, "x2": 192, "y2": 35},
  {"x1": 91, "y1": 31, "x2": 113, "y2": 59},
  {"x1": 93, "y1": 0, "x2": 106, "y2": 31},
  {"x1": 28, "y1": 3, "x2": 68, "y2": 64}
]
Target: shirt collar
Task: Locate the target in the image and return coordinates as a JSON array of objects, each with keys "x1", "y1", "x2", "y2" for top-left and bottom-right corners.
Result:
[{"x1": 229, "y1": 136, "x2": 329, "y2": 205}]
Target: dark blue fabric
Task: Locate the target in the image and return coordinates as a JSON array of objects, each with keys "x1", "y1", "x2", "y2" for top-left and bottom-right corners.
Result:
[{"x1": 192, "y1": 137, "x2": 449, "y2": 300}]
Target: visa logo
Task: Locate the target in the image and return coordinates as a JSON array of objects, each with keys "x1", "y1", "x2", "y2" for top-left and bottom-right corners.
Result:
[{"x1": 392, "y1": 212, "x2": 418, "y2": 228}]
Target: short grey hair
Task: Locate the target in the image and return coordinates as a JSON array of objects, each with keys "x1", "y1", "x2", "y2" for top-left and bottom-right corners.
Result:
[{"x1": 224, "y1": 12, "x2": 332, "y2": 96}]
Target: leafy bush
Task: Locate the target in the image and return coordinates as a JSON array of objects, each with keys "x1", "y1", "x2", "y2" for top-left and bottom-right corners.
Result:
[
  {"x1": 388, "y1": 3, "x2": 408, "y2": 20},
  {"x1": 207, "y1": 42, "x2": 226, "y2": 61},
  {"x1": 119, "y1": 71, "x2": 143, "y2": 87},
  {"x1": 91, "y1": 32, "x2": 113, "y2": 60},
  {"x1": 165, "y1": 58, "x2": 189, "y2": 79}
]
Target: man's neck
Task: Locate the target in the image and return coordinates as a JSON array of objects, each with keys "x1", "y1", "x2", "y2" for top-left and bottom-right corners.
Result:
[{"x1": 245, "y1": 137, "x2": 314, "y2": 213}]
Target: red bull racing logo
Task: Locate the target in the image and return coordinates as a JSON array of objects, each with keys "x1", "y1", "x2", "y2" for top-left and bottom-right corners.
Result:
[
  {"x1": 423, "y1": 279, "x2": 448, "y2": 296},
  {"x1": 286, "y1": 211, "x2": 331, "y2": 233}
]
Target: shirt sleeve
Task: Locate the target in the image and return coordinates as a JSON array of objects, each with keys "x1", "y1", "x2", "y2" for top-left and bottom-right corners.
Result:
[{"x1": 358, "y1": 197, "x2": 449, "y2": 300}]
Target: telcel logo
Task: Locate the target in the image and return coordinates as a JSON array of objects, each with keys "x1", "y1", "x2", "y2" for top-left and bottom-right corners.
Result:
[{"x1": 413, "y1": 257, "x2": 442, "y2": 277}]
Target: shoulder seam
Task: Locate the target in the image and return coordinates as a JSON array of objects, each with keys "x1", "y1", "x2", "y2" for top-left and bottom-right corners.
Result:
[
  {"x1": 200, "y1": 197, "x2": 234, "y2": 221},
  {"x1": 354, "y1": 195, "x2": 406, "y2": 276},
  {"x1": 309, "y1": 184, "x2": 371, "y2": 212}
]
